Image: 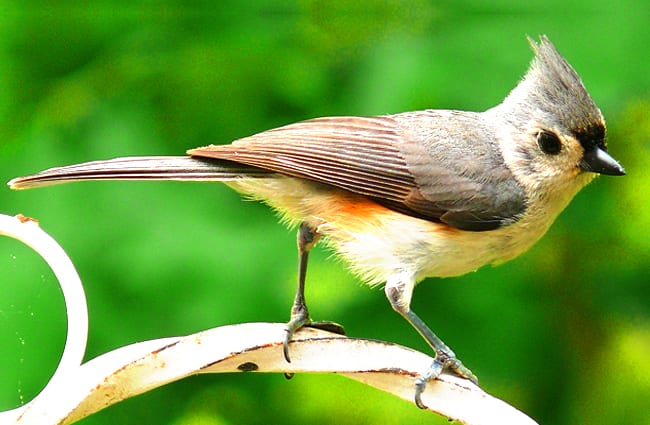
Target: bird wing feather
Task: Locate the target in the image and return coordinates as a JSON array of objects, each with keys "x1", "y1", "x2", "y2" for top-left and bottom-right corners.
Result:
[{"x1": 188, "y1": 114, "x2": 527, "y2": 231}]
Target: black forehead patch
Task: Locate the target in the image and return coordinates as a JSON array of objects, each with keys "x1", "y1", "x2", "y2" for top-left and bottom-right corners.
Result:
[{"x1": 573, "y1": 123, "x2": 606, "y2": 152}]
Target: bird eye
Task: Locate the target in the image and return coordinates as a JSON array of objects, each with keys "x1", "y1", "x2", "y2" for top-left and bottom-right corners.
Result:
[{"x1": 537, "y1": 130, "x2": 562, "y2": 155}]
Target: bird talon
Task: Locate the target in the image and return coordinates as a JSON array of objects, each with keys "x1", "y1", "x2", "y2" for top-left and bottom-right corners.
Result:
[
  {"x1": 283, "y1": 319, "x2": 345, "y2": 362},
  {"x1": 283, "y1": 317, "x2": 309, "y2": 363},
  {"x1": 282, "y1": 327, "x2": 294, "y2": 363},
  {"x1": 414, "y1": 376, "x2": 428, "y2": 409},
  {"x1": 413, "y1": 353, "x2": 477, "y2": 409}
]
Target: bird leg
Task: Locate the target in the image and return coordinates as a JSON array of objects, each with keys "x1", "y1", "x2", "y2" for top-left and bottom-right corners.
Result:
[
  {"x1": 384, "y1": 275, "x2": 478, "y2": 409},
  {"x1": 283, "y1": 222, "x2": 344, "y2": 363}
]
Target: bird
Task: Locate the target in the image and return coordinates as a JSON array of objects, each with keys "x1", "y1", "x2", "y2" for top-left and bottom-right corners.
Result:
[{"x1": 8, "y1": 35, "x2": 624, "y2": 408}]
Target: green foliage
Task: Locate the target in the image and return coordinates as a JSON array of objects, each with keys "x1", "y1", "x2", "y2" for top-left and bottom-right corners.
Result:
[{"x1": 1, "y1": 1, "x2": 648, "y2": 424}]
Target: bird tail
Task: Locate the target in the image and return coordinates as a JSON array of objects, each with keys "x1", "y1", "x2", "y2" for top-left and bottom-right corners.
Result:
[{"x1": 8, "y1": 156, "x2": 271, "y2": 190}]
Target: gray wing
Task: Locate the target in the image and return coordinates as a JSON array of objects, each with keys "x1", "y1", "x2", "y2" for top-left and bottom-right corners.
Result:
[{"x1": 189, "y1": 113, "x2": 527, "y2": 231}]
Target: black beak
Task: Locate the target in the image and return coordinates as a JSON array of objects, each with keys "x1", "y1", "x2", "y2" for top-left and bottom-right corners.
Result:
[{"x1": 580, "y1": 147, "x2": 626, "y2": 176}]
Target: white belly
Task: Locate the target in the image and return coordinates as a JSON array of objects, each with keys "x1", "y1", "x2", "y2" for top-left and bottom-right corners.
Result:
[{"x1": 227, "y1": 175, "x2": 579, "y2": 286}]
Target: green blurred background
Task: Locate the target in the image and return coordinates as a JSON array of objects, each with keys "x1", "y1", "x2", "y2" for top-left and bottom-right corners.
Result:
[{"x1": 1, "y1": 1, "x2": 649, "y2": 424}]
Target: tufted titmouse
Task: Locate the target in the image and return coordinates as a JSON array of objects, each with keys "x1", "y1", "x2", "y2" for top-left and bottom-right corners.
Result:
[{"x1": 8, "y1": 36, "x2": 624, "y2": 407}]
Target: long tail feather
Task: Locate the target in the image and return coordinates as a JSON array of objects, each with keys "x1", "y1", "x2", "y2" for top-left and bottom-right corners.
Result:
[{"x1": 8, "y1": 156, "x2": 271, "y2": 190}]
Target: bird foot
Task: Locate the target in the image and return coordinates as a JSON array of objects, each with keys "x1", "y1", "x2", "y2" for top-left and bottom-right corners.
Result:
[
  {"x1": 283, "y1": 315, "x2": 345, "y2": 363},
  {"x1": 414, "y1": 352, "x2": 478, "y2": 409}
]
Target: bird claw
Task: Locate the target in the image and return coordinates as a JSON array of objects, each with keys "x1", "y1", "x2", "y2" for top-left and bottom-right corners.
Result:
[
  {"x1": 283, "y1": 316, "x2": 345, "y2": 363},
  {"x1": 414, "y1": 353, "x2": 478, "y2": 409},
  {"x1": 283, "y1": 314, "x2": 310, "y2": 363}
]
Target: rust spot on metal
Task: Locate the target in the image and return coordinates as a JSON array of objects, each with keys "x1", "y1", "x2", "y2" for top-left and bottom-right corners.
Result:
[
  {"x1": 151, "y1": 340, "x2": 181, "y2": 355},
  {"x1": 237, "y1": 362, "x2": 259, "y2": 372},
  {"x1": 15, "y1": 213, "x2": 38, "y2": 223},
  {"x1": 201, "y1": 341, "x2": 279, "y2": 369}
]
